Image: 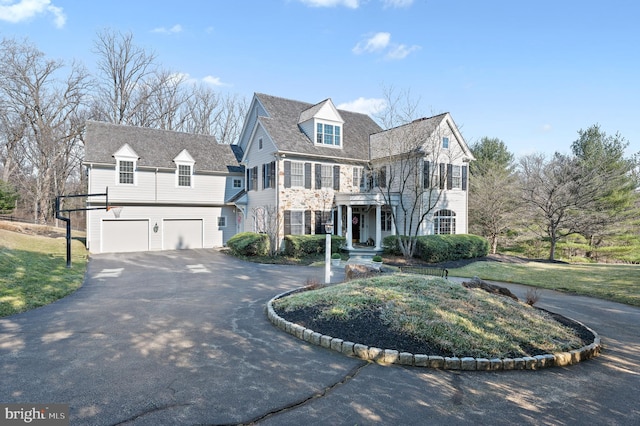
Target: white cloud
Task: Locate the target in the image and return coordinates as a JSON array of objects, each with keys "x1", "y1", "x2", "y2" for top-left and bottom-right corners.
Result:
[
  {"x1": 152, "y1": 24, "x2": 183, "y2": 34},
  {"x1": 337, "y1": 97, "x2": 387, "y2": 115},
  {"x1": 298, "y1": 0, "x2": 359, "y2": 8},
  {"x1": 353, "y1": 32, "x2": 419, "y2": 60},
  {"x1": 385, "y1": 43, "x2": 420, "y2": 60},
  {"x1": 352, "y1": 32, "x2": 391, "y2": 54},
  {"x1": 382, "y1": 0, "x2": 414, "y2": 7},
  {"x1": 541, "y1": 124, "x2": 553, "y2": 132},
  {"x1": 203, "y1": 75, "x2": 226, "y2": 86},
  {"x1": 0, "y1": 0, "x2": 66, "y2": 28}
]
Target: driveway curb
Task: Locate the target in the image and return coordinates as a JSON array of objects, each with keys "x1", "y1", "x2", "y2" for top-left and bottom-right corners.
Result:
[{"x1": 266, "y1": 286, "x2": 602, "y2": 371}]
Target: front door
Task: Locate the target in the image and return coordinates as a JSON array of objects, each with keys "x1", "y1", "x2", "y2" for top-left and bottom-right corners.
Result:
[{"x1": 352, "y1": 213, "x2": 361, "y2": 243}]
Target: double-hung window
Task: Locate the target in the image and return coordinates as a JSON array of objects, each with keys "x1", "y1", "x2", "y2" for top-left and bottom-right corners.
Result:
[
  {"x1": 290, "y1": 211, "x2": 304, "y2": 235},
  {"x1": 118, "y1": 160, "x2": 134, "y2": 185},
  {"x1": 321, "y1": 165, "x2": 333, "y2": 188},
  {"x1": 178, "y1": 164, "x2": 192, "y2": 187},
  {"x1": 290, "y1": 162, "x2": 304, "y2": 187},
  {"x1": 353, "y1": 167, "x2": 365, "y2": 191},
  {"x1": 451, "y1": 165, "x2": 462, "y2": 189},
  {"x1": 381, "y1": 210, "x2": 393, "y2": 232}
]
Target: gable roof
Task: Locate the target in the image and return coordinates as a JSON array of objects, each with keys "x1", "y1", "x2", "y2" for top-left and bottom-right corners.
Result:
[
  {"x1": 253, "y1": 93, "x2": 382, "y2": 161},
  {"x1": 370, "y1": 112, "x2": 474, "y2": 160},
  {"x1": 83, "y1": 121, "x2": 243, "y2": 173}
]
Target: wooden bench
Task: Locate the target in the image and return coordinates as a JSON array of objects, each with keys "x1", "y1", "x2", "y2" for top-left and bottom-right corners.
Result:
[{"x1": 399, "y1": 266, "x2": 449, "y2": 279}]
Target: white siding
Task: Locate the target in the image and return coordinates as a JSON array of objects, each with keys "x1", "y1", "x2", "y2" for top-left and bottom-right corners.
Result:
[{"x1": 87, "y1": 205, "x2": 236, "y2": 253}]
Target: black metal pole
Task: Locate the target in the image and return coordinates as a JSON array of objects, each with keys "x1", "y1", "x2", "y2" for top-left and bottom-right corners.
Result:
[{"x1": 65, "y1": 218, "x2": 71, "y2": 268}]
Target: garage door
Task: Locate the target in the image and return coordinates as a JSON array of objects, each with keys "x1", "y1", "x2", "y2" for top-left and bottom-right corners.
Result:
[
  {"x1": 163, "y1": 219, "x2": 203, "y2": 250},
  {"x1": 102, "y1": 220, "x2": 149, "y2": 253}
]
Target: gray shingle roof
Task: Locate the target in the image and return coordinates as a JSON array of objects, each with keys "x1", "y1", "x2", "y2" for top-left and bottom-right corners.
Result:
[
  {"x1": 255, "y1": 93, "x2": 382, "y2": 161},
  {"x1": 83, "y1": 121, "x2": 242, "y2": 173},
  {"x1": 369, "y1": 113, "x2": 448, "y2": 160}
]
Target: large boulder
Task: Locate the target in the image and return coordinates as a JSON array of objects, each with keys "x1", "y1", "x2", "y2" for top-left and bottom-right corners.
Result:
[
  {"x1": 462, "y1": 276, "x2": 519, "y2": 301},
  {"x1": 345, "y1": 264, "x2": 381, "y2": 281}
]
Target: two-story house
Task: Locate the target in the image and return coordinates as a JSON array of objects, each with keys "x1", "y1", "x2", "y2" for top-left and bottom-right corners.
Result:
[
  {"x1": 82, "y1": 93, "x2": 473, "y2": 255},
  {"x1": 83, "y1": 121, "x2": 244, "y2": 253},
  {"x1": 233, "y1": 93, "x2": 474, "y2": 252}
]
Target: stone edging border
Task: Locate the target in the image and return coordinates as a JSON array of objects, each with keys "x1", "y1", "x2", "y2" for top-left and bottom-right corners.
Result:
[{"x1": 266, "y1": 287, "x2": 602, "y2": 371}]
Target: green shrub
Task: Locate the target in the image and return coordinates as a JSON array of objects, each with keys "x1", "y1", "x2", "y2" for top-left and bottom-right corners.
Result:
[
  {"x1": 284, "y1": 235, "x2": 345, "y2": 258},
  {"x1": 416, "y1": 234, "x2": 489, "y2": 263},
  {"x1": 382, "y1": 235, "x2": 409, "y2": 255},
  {"x1": 227, "y1": 232, "x2": 270, "y2": 256}
]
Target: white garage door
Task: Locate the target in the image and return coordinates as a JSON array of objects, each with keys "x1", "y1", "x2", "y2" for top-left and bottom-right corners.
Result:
[
  {"x1": 102, "y1": 220, "x2": 149, "y2": 253},
  {"x1": 163, "y1": 219, "x2": 203, "y2": 250}
]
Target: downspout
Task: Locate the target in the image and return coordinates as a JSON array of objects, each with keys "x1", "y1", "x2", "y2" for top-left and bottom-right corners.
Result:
[{"x1": 155, "y1": 168, "x2": 158, "y2": 202}]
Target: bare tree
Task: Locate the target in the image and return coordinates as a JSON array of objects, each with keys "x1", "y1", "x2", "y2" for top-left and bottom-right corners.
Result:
[
  {"x1": 92, "y1": 29, "x2": 157, "y2": 125},
  {"x1": 519, "y1": 153, "x2": 605, "y2": 260},
  {"x1": 372, "y1": 87, "x2": 466, "y2": 258},
  {"x1": 469, "y1": 166, "x2": 520, "y2": 254},
  {"x1": 252, "y1": 205, "x2": 280, "y2": 256},
  {"x1": 469, "y1": 137, "x2": 520, "y2": 254},
  {"x1": 0, "y1": 37, "x2": 90, "y2": 223}
]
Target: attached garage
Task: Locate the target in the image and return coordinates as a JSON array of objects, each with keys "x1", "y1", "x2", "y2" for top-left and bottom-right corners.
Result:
[
  {"x1": 102, "y1": 220, "x2": 149, "y2": 253},
  {"x1": 163, "y1": 219, "x2": 203, "y2": 250}
]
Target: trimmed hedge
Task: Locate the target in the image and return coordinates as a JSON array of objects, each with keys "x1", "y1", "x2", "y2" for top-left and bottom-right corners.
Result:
[
  {"x1": 284, "y1": 235, "x2": 346, "y2": 258},
  {"x1": 227, "y1": 232, "x2": 270, "y2": 256},
  {"x1": 383, "y1": 234, "x2": 489, "y2": 263}
]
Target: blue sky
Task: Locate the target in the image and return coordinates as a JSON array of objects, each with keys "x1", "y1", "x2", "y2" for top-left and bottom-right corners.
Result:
[{"x1": 1, "y1": 0, "x2": 638, "y2": 158}]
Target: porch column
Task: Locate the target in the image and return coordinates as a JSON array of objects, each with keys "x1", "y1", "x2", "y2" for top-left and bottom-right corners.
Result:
[
  {"x1": 375, "y1": 203, "x2": 382, "y2": 250},
  {"x1": 337, "y1": 205, "x2": 343, "y2": 237},
  {"x1": 346, "y1": 205, "x2": 353, "y2": 250}
]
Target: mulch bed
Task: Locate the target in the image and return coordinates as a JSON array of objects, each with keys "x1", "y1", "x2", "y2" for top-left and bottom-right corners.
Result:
[{"x1": 273, "y1": 302, "x2": 594, "y2": 359}]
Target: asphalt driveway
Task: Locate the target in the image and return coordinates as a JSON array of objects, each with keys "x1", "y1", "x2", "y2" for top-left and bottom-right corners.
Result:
[{"x1": 1, "y1": 250, "x2": 638, "y2": 425}]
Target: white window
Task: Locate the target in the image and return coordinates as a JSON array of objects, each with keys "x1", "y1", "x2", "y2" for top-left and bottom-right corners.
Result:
[
  {"x1": 233, "y1": 178, "x2": 242, "y2": 188},
  {"x1": 290, "y1": 211, "x2": 304, "y2": 235},
  {"x1": 218, "y1": 216, "x2": 227, "y2": 227},
  {"x1": 291, "y1": 162, "x2": 304, "y2": 187},
  {"x1": 381, "y1": 210, "x2": 393, "y2": 232},
  {"x1": 451, "y1": 165, "x2": 461, "y2": 189},
  {"x1": 353, "y1": 167, "x2": 365, "y2": 191},
  {"x1": 321, "y1": 165, "x2": 333, "y2": 188},
  {"x1": 178, "y1": 164, "x2": 192, "y2": 187},
  {"x1": 434, "y1": 209, "x2": 456, "y2": 234},
  {"x1": 443, "y1": 137, "x2": 450, "y2": 149},
  {"x1": 316, "y1": 123, "x2": 341, "y2": 146},
  {"x1": 118, "y1": 160, "x2": 134, "y2": 185}
]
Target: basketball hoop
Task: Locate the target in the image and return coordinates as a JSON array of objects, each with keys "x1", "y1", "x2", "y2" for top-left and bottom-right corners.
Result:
[{"x1": 107, "y1": 206, "x2": 123, "y2": 218}]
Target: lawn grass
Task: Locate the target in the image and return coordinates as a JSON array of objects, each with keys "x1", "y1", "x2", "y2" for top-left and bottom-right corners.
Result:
[
  {"x1": 447, "y1": 260, "x2": 640, "y2": 307},
  {"x1": 274, "y1": 275, "x2": 585, "y2": 358},
  {"x1": 0, "y1": 229, "x2": 88, "y2": 317}
]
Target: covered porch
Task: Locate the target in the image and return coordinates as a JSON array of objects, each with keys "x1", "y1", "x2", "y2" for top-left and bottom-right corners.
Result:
[{"x1": 333, "y1": 192, "x2": 400, "y2": 254}]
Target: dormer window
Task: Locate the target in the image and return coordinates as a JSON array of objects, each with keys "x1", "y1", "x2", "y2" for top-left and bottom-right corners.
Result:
[
  {"x1": 316, "y1": 122, "x2": 341, "y2": 146},
  {"x1": 118, "y1": 160, "x2": 134, "y2": 184},
  {"x1": 113, "y1": 144, "x2": 139, "y2": 186},
  {"x1": 174, "y1": 149, "x2": 195, "y2": 188},
  {"x1": 178, "y1": 164, "x2": 192, "y2": 187}
]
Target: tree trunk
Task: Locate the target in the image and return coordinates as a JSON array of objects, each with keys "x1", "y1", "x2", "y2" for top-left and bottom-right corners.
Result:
[{"x1": 491, "y1": 234, "x2": 498, "y2": 255}]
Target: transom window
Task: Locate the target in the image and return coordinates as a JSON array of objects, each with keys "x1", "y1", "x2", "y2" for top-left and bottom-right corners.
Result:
[
  {"x1": 291, "y1": 162, "x2": 304, "y2": 187},
  {"x1": 118, "y1": 160, "x2": 134, "y2": 184},
  {"x1": 434, "y1": 209, "x2": 456, "y2": 235},
  {"x1": 316, "y1": 123, "x2": 341, "y2": 146},
  {"x1": 178, "y1": 164, "x2": 192, "y2": 187}
]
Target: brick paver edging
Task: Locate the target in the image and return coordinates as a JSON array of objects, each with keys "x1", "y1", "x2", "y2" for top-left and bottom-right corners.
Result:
[{"x1": 266, "y1": 287, "x2": 602, "y2": 371}]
